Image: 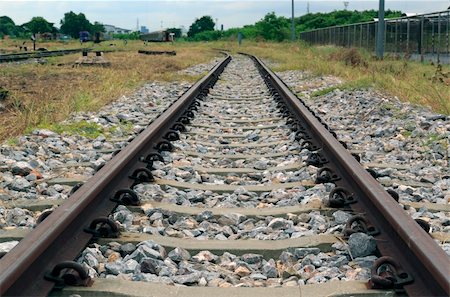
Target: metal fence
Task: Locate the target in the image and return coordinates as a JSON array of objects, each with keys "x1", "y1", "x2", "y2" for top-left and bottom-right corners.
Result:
[{"x1": 299, "y1": 10, "x2": 450, "y2": 64}]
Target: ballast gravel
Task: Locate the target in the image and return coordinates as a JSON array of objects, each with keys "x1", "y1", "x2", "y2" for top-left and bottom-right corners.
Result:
[
  {"x1": 1, "y1": 55, "x2": 449, "y2": 291},
  {"x1": 77, "y1": 239, "x2": 375, "y2": 287}
]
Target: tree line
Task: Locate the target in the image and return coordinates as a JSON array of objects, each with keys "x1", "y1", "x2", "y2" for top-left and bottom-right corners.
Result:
[
  {"x1": 187, "y1": 9, "x2": 402, "y2": 41},
  {"x1": 0, "y1": 12, "x2": 105, "y2": 39},
  {"x1": 1, "y1": 9, "x2": 402, "y2": 41}
]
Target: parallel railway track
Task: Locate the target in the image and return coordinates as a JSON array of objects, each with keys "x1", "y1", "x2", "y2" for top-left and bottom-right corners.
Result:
[
  {"x1": 0, "y1": 54, "x2": 448, "y2": 297},
  {"x1": 0, "y1": 49, "x2": 86, "y2": 63}
]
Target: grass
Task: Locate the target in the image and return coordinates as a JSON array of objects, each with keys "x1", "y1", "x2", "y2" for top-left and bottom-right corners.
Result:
[
  {"x1": 211, "y1": 40, "x2": 449, "y2": 115},
  {"x1": 310, "y1": 78, "x2": 373, "y2": 97},
  {"x1": 35, "y1": 121, "x2": 105, "y2": 139},
  {"x1": 0, "y1": 40, "x2": 218, "y2": 141},
  {"x1": 0, "y1": 38, "x2": 448, "y2": 142}
]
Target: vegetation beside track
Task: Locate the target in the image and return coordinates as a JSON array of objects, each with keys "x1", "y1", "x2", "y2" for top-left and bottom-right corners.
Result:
[
  {"x1": 0, "y1": 40, "x2": 216, "y2": 141},
  {"x1": 0, "y1": 39, "x2": 448, "y2": 142},
  {"x1": 218, "y1": 41, "x2": 450, "y2": 115}
]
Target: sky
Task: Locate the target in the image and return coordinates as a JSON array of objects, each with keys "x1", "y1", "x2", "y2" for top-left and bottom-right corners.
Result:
[{"x1": 1, "y1": 0, "x2": 449, "y2": 32}]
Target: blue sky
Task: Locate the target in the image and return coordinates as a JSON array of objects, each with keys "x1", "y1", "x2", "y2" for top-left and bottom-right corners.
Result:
[{"x1": 1, "y1": 1, "x2": 449, "y2": 31}]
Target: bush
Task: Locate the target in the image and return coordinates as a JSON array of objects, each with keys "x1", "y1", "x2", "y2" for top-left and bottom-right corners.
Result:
[
  {"x1": 189, "y1": 30, "x2": 222, "y2": 41},
  {"x1": 330, "y1": 48, "x2": 368, "y2": 68},
  {"x1": 112, "y1": 32, "x2": 140, "y2": 40}
]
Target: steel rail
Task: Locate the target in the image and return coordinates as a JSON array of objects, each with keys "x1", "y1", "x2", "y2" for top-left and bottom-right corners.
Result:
[
  {"x1": 0, "y1": 49, "x2": 87, "y2": 63},
  {"x1": 0, "y1": 54, "x2": 231, "y2": 296},
  {"x1": 246, "y1": 53, "x2": 449, "y2": 297}
]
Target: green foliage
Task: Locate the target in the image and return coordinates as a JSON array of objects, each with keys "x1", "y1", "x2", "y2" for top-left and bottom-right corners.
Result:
[
  {"x1": 0, "y1": 16, "x2": 24, "y2": 37},
  {"x1": 190, "y1": 30, "x2": 222, "y2": 41},
  {"x1": 255, "y1": 12, "x2": 290, "y2": 41},
  {"x1": 311, "y1": 78, "x2": 373, "y2": 97},
  {"x1": 42, "y1": 121, "x2": 104, "y2": 139},
  {"x1": 167, "y1": 28, "x2": 182, "y2": 38},
  {"x1": 112, "y1": 31, "x2": 140, "y2": 40},
  {"x1": 60, "y1": 11, "x2": 91, "y2": 38},
  {"x1": 60, "y1": 11, "x2": 103, "y2": 38},
  {"x1": 218, "y1": 9, "x2": 403, "y2": 42},
  {"x1": 188, "y1": 16, "x2": 215, "y2": 37},
  {"x1": 22, "y1": 16, "x2": 56, "y2": 34},
  {"x1": 91, "y1": 21, "x2": 105, "y2": 34},
  {"x1": 297, "y1": 9, "x2": 402, "y2": 32}
]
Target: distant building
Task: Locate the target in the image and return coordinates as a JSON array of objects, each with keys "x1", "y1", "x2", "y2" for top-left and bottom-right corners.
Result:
[
  {"x1": 140, "y1": 26, "x2": 149, "y2": 33},
  {"x1": 104, "y1": 24, "x2": 132, "y2": 35}
]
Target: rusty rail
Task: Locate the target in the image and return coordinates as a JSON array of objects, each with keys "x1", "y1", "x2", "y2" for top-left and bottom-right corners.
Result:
[
  {"x1": 0, "y1": 54, "x2": 231, "y2": 296},
  {"x1": 1, "y1": 52, "x2": 448, "y2": 297},
  {"x1": 247, "y1": 53, "x2": 449, "y2": 297},
  {"x1": 0, "y1": 49, "x2": 87, "y2": 63}
]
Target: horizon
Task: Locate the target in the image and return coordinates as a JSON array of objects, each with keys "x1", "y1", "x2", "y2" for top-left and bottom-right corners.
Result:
[{"x1": 1, "y1": 1, "x2": 449, "y2": 32}]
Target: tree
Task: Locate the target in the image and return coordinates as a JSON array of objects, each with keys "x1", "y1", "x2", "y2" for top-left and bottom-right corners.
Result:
[
  {"x1": 167, "y1": 28, "x2": 182, "y2": 38},
  {"x1": 188, "y1": 16, "x2": 215, "y2": 37},
  {"x1": 254, "y1": 12, "x2": 290, "y2": 41},
  {"x1": 91, "y1": 21, "x2": 105, "y2": 34},
  {"x1": 60, "y1": 11, "x2": 92, "y2": 38},
  {"x1": 22, "y1": 17, "x2": 55, "y2": 34},
  {"x1": 0, "y1": 16, "x2": 27, "y2": 37}
]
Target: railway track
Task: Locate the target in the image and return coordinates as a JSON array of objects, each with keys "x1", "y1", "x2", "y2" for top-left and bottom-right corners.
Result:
[
  {"x1": 0, "y1": 49, "x2": 87, "y2": 63},
  {"x1": 0, "y1": 54, "x2": 449, "y2": 297}
]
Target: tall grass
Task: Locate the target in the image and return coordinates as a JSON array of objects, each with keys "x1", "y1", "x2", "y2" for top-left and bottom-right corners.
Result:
[
  {"x1": 214, "y1": 40, "x2": 449, "y2": 114},
  {"x1": 0, "y1": 41, "x2": 218, "y2": 140}
]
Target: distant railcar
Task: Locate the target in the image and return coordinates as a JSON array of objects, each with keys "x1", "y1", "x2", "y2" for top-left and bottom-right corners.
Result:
[
  {"x1": 79, "y1": 31, "x2": 90, "y2": 42},
  {"x1": 140, "y1": 30, "x2": 171, "y2": 42}
]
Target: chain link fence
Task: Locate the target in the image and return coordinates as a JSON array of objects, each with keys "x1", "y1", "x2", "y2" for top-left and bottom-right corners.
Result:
[{"x1": 300, "y1": 10, "x2": 450, "y2": 64}]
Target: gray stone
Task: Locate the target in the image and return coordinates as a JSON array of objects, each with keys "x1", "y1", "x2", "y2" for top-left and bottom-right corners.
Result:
[
  {"x1": 105, "y1": 262, "x2": 123, "y2": 275},
  {"x1": 140, "y1": 258, "x2": 164, "y2": 274},
  {"x1": 11, "y1": 161, "x2": 33, "y2": 176},
  {"x1": 123, "y1": 259, "x2": 139, "y2": 273},
  {"x1": 348, "y1": 232, "x2": 377, "y2": 258},
  {"x1": 253, "y1": 160, "x2": 268, "y2": 170},
  {"x1": 332, "y1": 210, "x2": 352, "y2": 224},
  {"x1": 353, "y1": 255, "x2": 378, "y2": 269},
  {"x1": 120, "y1": 243, "x2": 136, "y2": 255},
  {"x1": 218, "y1": 213, "x2": 246, "y2": 225},
  {"x1": 250, "y1": 273, "x2": 268, "y2": 280},
  {"x1": 125, "y1": 244, "x2": 164, "y2": 263},
  {"x1": 196, "y1": 210, "x2": 214, "y2": 222},
  {"x1": 172, "y1": 272, "x2": 200, "y2": 285},
  {"x1": 267, "y1": 217, "x2": 289, "y2": 230},
  {"x1": 192, "y1": 250, "x2": 218, "y2": 263},
  {"x1": 117, "y1": 113, "x2": 131, "y2": 121},
  {"x1": 9, "y1": 177, "x2": 31, "y2": 191},
  {"x1": 241, "y1": 253, "x2": 263, "y2": 265},
  {"x1": 291, "y1": 247, "x2": 321, "y2": 259},
  {"x1": 279, "y1": 251, "x2": 295, "y2": 264},
  {"x1": 0, "y1": 241, "x2": 19, "y2": 253},
  {"x1": 168, "y1": 247, "x2": 191, "y2": 262},
  {"x1": 262, "y1": 259, "x2": 278, "y2": 278}
]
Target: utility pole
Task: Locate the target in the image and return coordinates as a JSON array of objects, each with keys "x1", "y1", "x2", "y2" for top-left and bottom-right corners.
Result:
[
  {"x1": 307, "y1": 1, "x2": 310, "y2": 14},
  {"x1": 291, "y1": 0, "x2": 295, "y2": 41},
  {"x1": 344, "y1": 2, "x2": 349, "y2": 10},
  {"x1": 376, "y1": 0, "x2": 385, "y2": 59}
]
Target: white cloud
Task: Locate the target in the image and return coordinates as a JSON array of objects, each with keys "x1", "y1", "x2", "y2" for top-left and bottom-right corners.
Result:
[{"x1": 1, "y1": 1, "x2": 448, "y2": 31}]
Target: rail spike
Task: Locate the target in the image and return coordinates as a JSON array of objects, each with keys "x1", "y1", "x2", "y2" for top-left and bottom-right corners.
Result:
[
  {"x1": 84, "y1": 217, "x2": 120, "y2": 238},
  {"x1": 44, "y1": 261, "x2": 93, "y2": 289},
  {"x1": 370, "y1": 256, "x2": 414, "y2": 292},
  {"x1": 343, "y1": 215, "x2": 380, "y2": 238},
  {"x1": 111, "y1": 189, "x2": 140, "y2": 206},
  {"x1": 315, "y1": 167, "x2": 340, "y2": 183}
]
